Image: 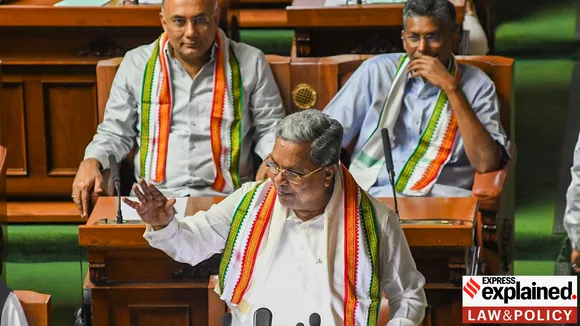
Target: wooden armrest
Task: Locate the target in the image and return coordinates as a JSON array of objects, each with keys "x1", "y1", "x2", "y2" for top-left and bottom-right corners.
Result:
[
  {"x1": 472, "y1": 144, "x2": 516, "y2": 212},
  {"x1": 14, "y1": 290, "x2": 51, "y2": 326}
]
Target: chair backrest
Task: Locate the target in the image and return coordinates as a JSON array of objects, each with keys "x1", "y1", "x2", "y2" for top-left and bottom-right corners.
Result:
[
  {"x1": 96, "y1": 54, "x2": 514, "y2": 138},
  {"x1": 284, "y1": 55, "x2": 514, "y2": 139},
  {"x1": 96, "y1": 57, "x2": 123, "y2": 123}
]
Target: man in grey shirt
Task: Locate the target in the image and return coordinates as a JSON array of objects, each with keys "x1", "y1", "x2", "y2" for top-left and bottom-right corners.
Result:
[
  {"x1": 564, "y1": 132, "x2": 580, "y2": 274},
  {"x1": 72, "y1": 0, "x2": 285, "y2": 217}
]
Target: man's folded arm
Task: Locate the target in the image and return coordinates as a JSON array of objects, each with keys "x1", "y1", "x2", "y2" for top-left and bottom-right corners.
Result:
[
  {"x1": 84, "y1": 57, "x2": 139, "y2": 170},
  {"x1": 250, "y1": 52, "x2": 286, "y2": 160},
  {"x1": 379, "y1": 209, "x2": 427, "y2": 326},
  {"x1": 143, "y1": 182, "x2": 255, "y2": 266}
]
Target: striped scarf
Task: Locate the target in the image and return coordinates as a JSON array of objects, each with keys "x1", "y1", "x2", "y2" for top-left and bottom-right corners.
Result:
[
  {"x1": 349, "y1": 54, "x2": 459, "y2": 196},
  {"x1": 139, "y1": 29, "x2": 243, "y2": 193},
  {"x1": 216, "y1": 165, "x2": 381, "y2": 325}
]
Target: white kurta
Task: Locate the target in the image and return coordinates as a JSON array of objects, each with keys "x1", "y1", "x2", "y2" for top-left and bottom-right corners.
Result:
[
  {"x1": 1, "y1": 292, "x2": 28, "y2": 326},
  {"x1": 144, "y1": 180, "x2": 427, "y2": 325}
]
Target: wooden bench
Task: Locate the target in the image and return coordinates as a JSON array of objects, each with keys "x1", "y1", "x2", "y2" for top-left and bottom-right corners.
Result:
[
  {"x1": 7, "y1": 201, "x2": 82, "y2": 223},
  {"x1": 14, "y1": 290, "x2": 52, "y2": 326}
]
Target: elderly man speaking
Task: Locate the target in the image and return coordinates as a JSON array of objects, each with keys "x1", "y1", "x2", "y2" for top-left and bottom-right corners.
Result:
[{"x1": 124, "y1": 110, "x2": 427, "y2": 325}]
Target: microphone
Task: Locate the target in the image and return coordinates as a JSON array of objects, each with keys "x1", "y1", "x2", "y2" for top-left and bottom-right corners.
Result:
[
  {"x1": 253, "y1": 307, "x2": 272, "y2": 326},
  {"x1": 108, "y1": 155, "x2": 123, "y2": 224},
  {"x1": 297, "y1": 323, "x2": 305, "y2": 326},
  {"x1": 309, "y1": 313, "x2": 321, "y2": 326},
  {"x1": 381, "y1": 128, "x2": 399, "y2": 218},
  {"x1": 222, "y1": 312, "x2": 233, "y2": 326}
]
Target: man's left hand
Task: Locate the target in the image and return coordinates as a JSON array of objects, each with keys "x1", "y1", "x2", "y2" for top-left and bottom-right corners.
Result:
[
  {"x1": 408, "y1": 56, "x2": 457, "y2": 92},
  {"x1": 255, "y1": 160, "x2": 269, "y2": 181},
  {"x1": 571, "y1": 248, "x2": 580, "y2": 274}
]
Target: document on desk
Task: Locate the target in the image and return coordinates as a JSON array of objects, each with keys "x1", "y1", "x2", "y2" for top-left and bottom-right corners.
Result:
[
  {"x1": 121, "y1": 197, "x2": 189, "y2": 221},
  {"x1": 54, "y1": 0, "x2": 109, "y2": 6},
  {"x1": 139, "y1": 0, "x2": 163, "y2": 4}
]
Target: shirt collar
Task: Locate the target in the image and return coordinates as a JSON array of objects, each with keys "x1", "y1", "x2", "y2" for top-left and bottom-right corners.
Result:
[{"x1": 287, "y1": 211, "x2": 324, "y2": 225}]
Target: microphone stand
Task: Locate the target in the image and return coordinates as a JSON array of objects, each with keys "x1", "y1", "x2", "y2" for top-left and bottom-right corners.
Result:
[
  {"x1": 387, "y1": 169, "x2": 399, "y2": 217},
  {"x1": 108, "y1": 154, "x2": 124, "y2": 224},
  {"x1": 115, "y1": 180, "x2": 123, "y2": 224},
  {"x1": 381, "y1": 128, "x2": 400, "y2": 218}
]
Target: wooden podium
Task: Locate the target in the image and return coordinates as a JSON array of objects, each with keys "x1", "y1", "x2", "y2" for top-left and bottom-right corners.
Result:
[
  {"x1": 287, "y1": 0, "x2": 466, "y2": 57},
  {"x1": 79, "y1": 196, "x2": 478, "y2": 325}
]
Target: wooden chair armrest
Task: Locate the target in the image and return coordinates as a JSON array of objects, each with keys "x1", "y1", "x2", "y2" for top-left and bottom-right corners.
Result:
[
  {"x1": 14, "y1": 290, "x2": 51, "y2": 326},
  {"x1": 472, "y1": 144, "x2": 516, "y2": 212}
]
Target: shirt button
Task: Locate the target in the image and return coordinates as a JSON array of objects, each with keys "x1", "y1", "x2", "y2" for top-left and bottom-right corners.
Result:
[
  {"x1": 415, "y1": 121, "x2": 420, "y2": 125},
  {"x1": 191, "y1": 121, "x2": 196, "y2": 127}
]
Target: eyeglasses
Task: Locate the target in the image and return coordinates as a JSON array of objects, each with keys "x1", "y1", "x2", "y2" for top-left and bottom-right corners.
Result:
[
  {"x1": 264, "y1": 156, "x2": 325, "y2": 184},
  {"x1": 402, "y1": 32, "x2": 445, "y2": 46},
  {"x1": 164, "y1": 14, "x2": 214, "y2": 31}
]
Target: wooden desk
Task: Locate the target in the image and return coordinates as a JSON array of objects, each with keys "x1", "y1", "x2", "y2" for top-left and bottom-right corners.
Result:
[
  {"x1": 287, "y1": 0, "x2": 465, "y2": 57},
  {"x1": 79, "y1": 196, "x2": 477, "y2": 325}
]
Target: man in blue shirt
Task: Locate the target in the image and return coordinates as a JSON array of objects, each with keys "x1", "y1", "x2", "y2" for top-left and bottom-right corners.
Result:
[{"x1": 323, "y1": 0, "x2": 509, "y2": 197}]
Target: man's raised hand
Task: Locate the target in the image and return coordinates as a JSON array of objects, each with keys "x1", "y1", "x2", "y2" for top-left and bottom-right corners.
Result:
[
  {"x1": 408, "y1": 56, "x2": 457, "y2": 92},
  {"x1": 122, "y1": 179, "x2": 176, "y2": 231}
]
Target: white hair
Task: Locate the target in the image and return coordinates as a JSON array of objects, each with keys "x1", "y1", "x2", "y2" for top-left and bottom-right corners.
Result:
[{"x1": 275, "y1": 110, "x2": 343, "y2": 167}]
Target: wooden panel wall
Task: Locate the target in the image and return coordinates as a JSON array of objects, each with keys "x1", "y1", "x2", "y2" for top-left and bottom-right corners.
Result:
[
  {"x1": 0, "y1": 22, "x2": 161, "y2": 200},
  {"x1": 2, "y1": 64, "x2": 98, "y2": 197}
]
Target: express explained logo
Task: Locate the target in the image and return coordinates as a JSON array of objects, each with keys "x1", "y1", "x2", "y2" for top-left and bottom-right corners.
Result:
[
  {"x1": 464, "y1": 277, "x2": 576, "y2": 304},
  {"x1": 462, "y1": 276, "x2": 578, "y2": 324},
  {"x1": 463, "y1": 278, "x2": 481, "y2": 299}
]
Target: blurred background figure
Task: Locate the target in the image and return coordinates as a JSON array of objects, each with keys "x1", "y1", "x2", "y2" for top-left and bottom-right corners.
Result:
[
  {"x1": 563, "y1": 133, "x2": 580, "y2": 274},
  {"x1": 463, "y1": 0, "x2": 489, "y2": 54}
]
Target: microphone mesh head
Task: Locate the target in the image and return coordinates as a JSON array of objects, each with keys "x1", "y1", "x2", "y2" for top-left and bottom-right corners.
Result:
[
  {"x1": 222, "y1": 312, "x2": 232, "y2": 326},
  {"x1": 309, "y1": 313, "x2": 321, "y2": 326}
]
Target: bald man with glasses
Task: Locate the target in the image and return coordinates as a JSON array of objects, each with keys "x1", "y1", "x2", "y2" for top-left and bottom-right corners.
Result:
[{"x1": 72, "y1": 0, "x2": 285, "y2": 217}]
